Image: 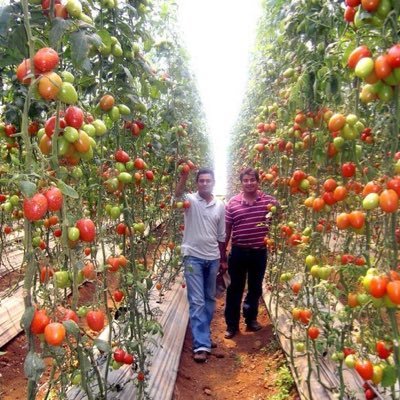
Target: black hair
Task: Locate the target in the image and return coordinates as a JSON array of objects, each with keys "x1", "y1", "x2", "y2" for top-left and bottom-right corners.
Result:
[
  {"x1": 196, "y1": 168, "x2": 215, "y2": 182},
  {"x1": 239, "y1": 167, "x2": 259, "y2": 182}
]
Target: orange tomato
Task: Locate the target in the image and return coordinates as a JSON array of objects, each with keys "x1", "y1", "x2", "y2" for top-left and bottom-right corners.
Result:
[
  {"x1": 336, "y1": 213, "x2": 350, "y2": 230},
  {"x1": 348, "y1": 211, "x2": 365, "y2": 229},
  {"x1": 328, "y1": 113, "x2": 346, "y2": 132},
  {"x1": 44, "y1": 322, "x2": 66, "y2": 346},
  {"x1": 38, "y1": 72, "x2": 62, "y2": 100},
  {"x1": 312, "y1": 197, "x2": 325, "y2": 212},
  {"x1": 333, "y1": 186, "x2": 347, "y2": 201},
  {"x1": 379, "y1": 189, "x2": 399, "y2": 213}
]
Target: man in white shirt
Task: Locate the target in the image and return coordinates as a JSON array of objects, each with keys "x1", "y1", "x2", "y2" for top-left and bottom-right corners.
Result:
[{"x1": 176, "y1": 167, "x2": 226, "y2": 363}]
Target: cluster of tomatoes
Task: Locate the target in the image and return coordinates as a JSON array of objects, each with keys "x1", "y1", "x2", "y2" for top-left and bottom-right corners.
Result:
[
  {"x1": 343, "y1": 0, "x2": 393, "y2": 27},
  {"x1": 347, "y1": 44, "x2": 400, "y2": 104}
]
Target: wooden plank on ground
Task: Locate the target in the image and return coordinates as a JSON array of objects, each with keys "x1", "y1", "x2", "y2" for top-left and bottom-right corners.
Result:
[{"x1": 66, "y1": 277, "x2": 189, "y2": 400}]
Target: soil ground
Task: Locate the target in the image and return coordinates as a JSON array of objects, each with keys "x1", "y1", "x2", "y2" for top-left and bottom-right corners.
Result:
[{"x1": 173, "y1": 297, "x2": 299, "y2": 400}]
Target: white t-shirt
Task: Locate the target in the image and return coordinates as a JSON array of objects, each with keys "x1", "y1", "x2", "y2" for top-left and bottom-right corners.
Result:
[{"x1": 181, "y1": 192, "x2": 225, "y2": 260}]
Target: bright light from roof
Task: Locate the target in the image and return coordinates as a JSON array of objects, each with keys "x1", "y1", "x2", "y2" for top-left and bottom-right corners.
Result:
[{"x1": 177, "y1": 0, "x2": 262, "y2": 196}]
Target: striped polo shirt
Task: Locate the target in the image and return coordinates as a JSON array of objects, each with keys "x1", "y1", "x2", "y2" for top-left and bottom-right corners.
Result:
[{"x1": 226, "y1": 191, "x2": 279, "y2": 249}]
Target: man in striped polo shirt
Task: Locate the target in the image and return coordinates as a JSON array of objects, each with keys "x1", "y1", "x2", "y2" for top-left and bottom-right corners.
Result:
[{"x1": 224, "y1": 167, "x2": 279, "y2": 339}]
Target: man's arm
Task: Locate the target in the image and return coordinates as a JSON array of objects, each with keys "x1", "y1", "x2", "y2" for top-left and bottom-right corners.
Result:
[{"x1": 175, "y1": 171, "x2": 189, "y2": 198}]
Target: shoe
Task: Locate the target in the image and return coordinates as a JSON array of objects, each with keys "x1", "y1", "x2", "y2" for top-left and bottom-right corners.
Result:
[
  {"x1": 224, "y1": 328, "x2": 237, "y2": 339},
  {"x1": 193, "y1": 351, "x2": 208, "y2": 363},
  {"x1": 246, "y1": 321, "x2": 262, "y2": 332},
  {"x1": 211, "y1": 340, "x2": 217, "y2": 349}
]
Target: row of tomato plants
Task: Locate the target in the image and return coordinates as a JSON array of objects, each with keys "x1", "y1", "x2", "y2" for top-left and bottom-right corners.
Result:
[
  {"x1": 0, "y1": 0, "x2": 208, "y2": 398},
  {"x1": 229, "y1": 0, "x2": 400, "y2": 399}
]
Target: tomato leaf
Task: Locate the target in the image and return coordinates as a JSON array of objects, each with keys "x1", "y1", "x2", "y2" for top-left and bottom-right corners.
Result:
[
  {"x1": 0, "y1": 5, "x2": 14, "y2": 38},
  {"x1": 62, "y1": 320, "x2": 80, "y2": 336},
  {"x1": 49, "y1": 18, "x2": 74, "y2": 47},
  {"x1": 94, "y1": 339, "x2": 111, "y2": 353},
  {"x1": 19, "y1": 180, "x2": 37, "y2": 198},
  {"x1": 57, "y1": 181, "x2": 79, "y2": 199},
  {"x1": 70, "y1": 30, "x2": 91, "y2": 72},
  {"x1": 382, "y1": 365, "x2": 397, "y2": 387},
  {"x1": 24, "y1": 352, "x2": 45, "y2": 382},
  {"x1": 20, "y1": 306, "x2": 35, "y2": 331}
]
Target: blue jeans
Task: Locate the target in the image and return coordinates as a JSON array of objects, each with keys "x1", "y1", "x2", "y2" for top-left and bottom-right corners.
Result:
[{"x1": 184, "y1": 256, "x2": 219, "y2": 353}]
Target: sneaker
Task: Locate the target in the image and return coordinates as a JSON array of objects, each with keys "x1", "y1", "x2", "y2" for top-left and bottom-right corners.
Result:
[
  {"x1": 193, "y1": 351, "x2": 208, "y2": 363},
  {"x1": 246, "y1": 321, "x2": 262, "y2": 332},
  {"x1": 224, "y1": 328, "x2": 237, "y2": 339}
]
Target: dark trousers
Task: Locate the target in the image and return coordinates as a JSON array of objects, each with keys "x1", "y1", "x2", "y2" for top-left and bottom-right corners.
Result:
[{"x1": 224, "y1": 246, "x2": 267, "y2": 329}]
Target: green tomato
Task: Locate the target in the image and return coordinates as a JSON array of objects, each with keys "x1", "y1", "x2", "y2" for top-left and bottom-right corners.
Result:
[
  {"x1": 112, "y1": 44, "x2": 123, "y2": 57},
  {"x1": 295, "y1": 342, "x2": 305, "y2": 352},
  {"x1": 32, "y1": 236, "x2": 41, "y2": 247},
  {"x1": 92, "y1": 119, "x2": 107, "y2": 136},
  {"x1": 64, "y1": 126, "x2": 79, "y2": 143},
  {"x1": 80, "y1": 146, "x2": 94, "y2": 161},
  {"x1": 57, "y1": 82, "x2": 78, "y2": 104},
  {"x1": 125, "y1": 160, "x2": 134, "y2": 171},
  {"x1": 82, "y1": 124, "x2": 96, "y2": 137},
  {"x1": 71, "y1": 373, "x2": 82, "y2": 385},
  {"x1": 333, "y1": 136, "x2": 345, "y2": 150},
  {"x1": 71, "y1": 166, "x2": 83, "y2": 179},
  {"x1": 108, "y1": 106, "x2": 120, "y2": 121},
  {"x1": 357, "y1": 293, "x2": 369, "y2": 305},
  {"x1": 66, "y1": 0, "x2": 82, "y2": 17},
  {"x1": 342, "y1": 124, "x2": 358, "y2": 140},
  {"x1": 115, "y1": 162, "x2": 126, "y2": 173},
  {"x1": 118, "y1": 172, "x2": 133, "y2": 184},
  {"x1": 61, "y1": 71, "x2": 75, "y2": 83},
  {"x1": 9, "y1": 194, "x2": 19, "y2": 206},
  {"x1": 355, "y1": 57, "x2": 374, "y2": 79},
  {"x1": 58, "y1": 136, "x2": 70, "y2": 156},
  {"x1": 3, "y1": 201, "x2": 13, "y2": 212},
  {"x1": 344, "y1": 354, "x2": 356, "y2": 368},
  {"x1": 310, "y1": 265, "x2": 320, "y2": 278},
  {"x1": 55, "y1": 270, "x2": 71, "y2": 289},
  {"x1": 110, "y1": 206, "x2": 121, "y2": 220},
  {"x1": 68, "y1": 227, "x2": 80, "y2": 241},
  {"x1": 362, "y1": 193, "x2": 379, "y2": 210},
  {"x1": 118, "y1": 104, "x2": 131, "y2": 115},
  {"x1": 376, "y1": 0, "x2": 391, "y2": 18},
  {"x1": 77, "y1": 306, "x2": 88, "y2": 317},
  {"x1": 305, "y1": 255, "x2": 317, "y2": 268},
  {"x1": 378, "y1": 84, "x2": 394, "y2": 102},
  {"x1": 345, "y1": 114, "x2": 358, "y2": 126}
]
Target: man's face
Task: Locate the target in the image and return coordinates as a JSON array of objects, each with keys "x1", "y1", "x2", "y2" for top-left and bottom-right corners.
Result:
[
  {"x1": 241, "y1": 174, "x2": 258, "y2": 194},
  {"x1": 197, "y1": 173, "x2": 214, "y2": 197}
]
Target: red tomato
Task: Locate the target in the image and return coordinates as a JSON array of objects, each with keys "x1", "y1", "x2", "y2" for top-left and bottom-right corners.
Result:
[
  {"x1": 33, "y1": 47, "x2": 59, "y2": 73},
  {"x1": 336, "y1": 213, "x2": 350, "y2": 230},
  {"x1": 40, "y1": 265, "x2": 54, "y2": 283},
  {"x1": 113, "y1": 348, "x2": 126, "y2": 363},
  {"x1": 145, "y1": 170, "x2": 154, "y2": 181},
  {"x1": 387, "y1": 178, "x2": 400, "y2": 196},
  {"x1": 64, "y1": 106, "x2": 84, "y2": 129},
  {"x1": 16, "y1": 59, "x2": 33, "y2": 84},
  {"x1": 58, "y1": 307, "x2": 79, "y2": 323},
  {"x1": 322, "y1": 191, "x2": 336, "y2": 206},
  {"x1": 355, "y1": 359, "x2": 374, "y2": 381},
  {"x1": 30, "y1": 309, "x2": 50, "y2": 334},
  {"x1": 5, "y1": 124, "x2": 16, "y2": 137},
  {"x1": 323, "y1": 178, "x2": 337, "y2": 192},
  {"x1": 387, "y1": 44, "x2": 400, "y2": 68},
  {"x1": 374, "y1": 55, "x2": 392, "y2": 80},
  {"x1": 134, "y1": 158, "x2": 145, "y2": 170},
  {"x1": 348, "y1": 46, "x2": 371, "y2": 69},
  {"x1": 369, "y1": 276, "x2": 389, "y2": 298},
  {"x1": 113, "y1": 290, "x2": 124, "y2": 302},
  {"x1": 312, "y1": 197, "x2": 325, "y2": 212},
  {"x1": 116, "y1": 223, "x2": 127, "y2": 235},
  {"x1": 387, "y1": 281, "x2": 400, "y2": 304},
  {"x1": 361, "y1": 0, "x2": 380, "y2": 12},
  {"x1": 76, "y1": 218, "x2": 96, "y2": 242},
  {"x1": 23, "y1": 193, "x2": 48, "y2": 221},
  {"x1": 291, "y1": 282, "x2": 302, "y2": 294},
  {"x1": 115, "y1": 149, "x2": 130, "y2": 163},
  {"x1": 379, "y1": 189, "x2": 399, "y2": 213},
  {"x1": 299, "y1": 309, "x2": 312, "y2": 324},
  {"x1": 292, "y1": 169, "x2": 306, "y2": 182},
  {"x1": 308, "y1": 326, "x2": 320, "y2": 340},
  {"x1": 82, "y1": 262, "x2": 96, "y2": 280},
  {"x1": 123, "y1": 353, "x2": 134, "y2": 364},
  {"x1": 345, "y1": 0, "x2": 361, "y2": 5},
  {"x1": 341, "y1": 162, "x2": 356, "y2": 178},
  {"x1": 44, "y1": 322, "x2": 66, "y2": 346},
  {"x1": 375, "y1": 341, "x2": 392, "y2": 359},
  {"x1": 99, "y1": 94, "x2": 115, "y2": 111},
  {"x1": 348, "y1": 211, "x2": 365, "y2": 229},
  {"x1": 86, "y1": 310, "x2": 105, "y2": 331},
  {"x1": 344, "y1": 6, "x2": 356, "y2": 22},
  {"x1": 44, "y1": 187, "x2": 63, "y2": 211}
]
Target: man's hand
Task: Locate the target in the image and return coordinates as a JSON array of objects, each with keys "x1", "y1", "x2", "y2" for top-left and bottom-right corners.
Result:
[{"x1": 219, "y1": 260, "x2": 228, "y2": 272}]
